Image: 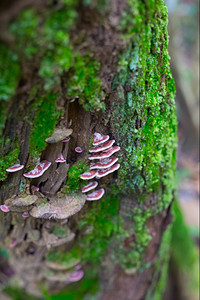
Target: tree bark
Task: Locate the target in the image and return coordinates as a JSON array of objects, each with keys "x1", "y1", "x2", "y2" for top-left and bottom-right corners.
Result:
[{"x1": 0, "y1": 0, "x2": 177, "y2": 299}]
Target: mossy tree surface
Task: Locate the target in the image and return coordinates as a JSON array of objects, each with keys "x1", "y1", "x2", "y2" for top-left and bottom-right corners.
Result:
[{"x1": 0, "y1": 0, "x2": 177, "y2": 299}]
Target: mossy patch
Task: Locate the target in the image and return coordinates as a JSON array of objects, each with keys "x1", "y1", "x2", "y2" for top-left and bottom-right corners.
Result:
[
  {"x1": 112, "y1": 0, "x2": 177, "y2": 210},
  {"x1": 29, "y1": 93, "x2": 61, "y2": 158},
  {"x1": 0, "y1": 44, "x2": 20, "y2": 134},
  {"x1": 63, "y1": 160, "x2": 89, "y2": 194},
  {"x1": 0, "y1": 143, "x2": 20, "y2": 181}
]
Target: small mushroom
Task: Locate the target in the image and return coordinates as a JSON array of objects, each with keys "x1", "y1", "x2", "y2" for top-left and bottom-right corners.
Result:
[
  {"x1": 10, "y1": 240, "x2": 18, "y2": 247},
  {"x1": 66, "y1": 270, "x2": 84, "y2": 282},
  {"x1": 80, "y1": 170, "x2": 97, "y2": 180},
  {"x1": 45, "y1": 129, "x2": 73, "y2": 143},
  {"x1": 86, "y1": 188, "x2": 105, "y2": 201},
  {"x1": 6, "y1": 164, "x2": 24, "y2": 172},
  {"x1": 23, "y1": 160, "x2": 51, "y2": 178},
  {"x1": 90, "y1": 156, "x2": 118, "y2": 170},
  {"x1": 93, "y1": 133, "x2": 110, "y2": 146},
  {"x1": 31, "y1": 185, "x2": 39, "y2": 192},
  {"x1": 88, "y1": 146, "x2": 120, "y2": 160},
  {"x1": 0, "y1": 205, "x2": 10, "y2": 212},
  {"x1": 89, "y1": 140, "x2": 115, "y2": 153},
  {"x1": 55, "y1": 154, "x2": 66, "y2": 163},
  {"x1": 22, "y1": 212, "x2": 30, "y2": 218},
  {"x1": 75, "y1": 147, "x2": 83, "y2": 153},
  {"x1": 62, "y1": 137, "x2": 70, "y2": 142},
  {"x1": 82, "y1": 181, "x2": 98, "y2": 193},
  {"x1": 96, "y1": 163, "x2": 120, "y2": 178}
]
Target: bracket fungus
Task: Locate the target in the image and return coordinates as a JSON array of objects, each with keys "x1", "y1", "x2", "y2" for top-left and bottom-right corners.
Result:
[
  {"x1": 62, "y1": 137, "x2": 70, "y2": 142},
  {"x1": 23, "y1": 160, "x2": 51, "y2": 178},
  {"x1": 93, "y1": 133, "x2": 109, "y2": 146},
  {"x1": 22, "y1": 212, "x2": 30, "y2": 218},
  {"x1": 6, "y1": 164, "x2": 24, "y2": 172},
  {"x1": 86, "y1": 188, "x2": 105, "y2": 201},
  {"x1": 45, "y1": 128, "x2": 73, "y2": 143},
  {"x1": 30, "y1": 194, "x2": 86, "y2": 220},
  {"x1": 11, "y1": 195, "x2": 38, "y2": 207},
  {"x1": 66, "y1": 270, "x2": 84, "y2": 283},
  {"x1": 80, "y1": 133, "x2": 121, "y2": 201},
  {"x1": 89, "y1": 140, "x2": 115, "y2": 153},
  {"x1": 82, "y1": 181, "x2": 98, "y2": 193}
]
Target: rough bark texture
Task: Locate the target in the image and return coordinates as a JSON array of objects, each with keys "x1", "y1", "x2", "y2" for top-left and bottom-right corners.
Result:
[{"x1": 0, "y1": 0, "x2": 177, "y2": 299}]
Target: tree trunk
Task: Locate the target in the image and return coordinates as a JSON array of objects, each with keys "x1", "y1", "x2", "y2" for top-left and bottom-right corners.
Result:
[{"x1": 0, "y1": 0, "x2": 177, "y2": 299}]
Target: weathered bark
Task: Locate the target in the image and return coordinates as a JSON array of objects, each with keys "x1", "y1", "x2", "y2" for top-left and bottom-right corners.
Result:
[{"x1": 0, "y1": 0, "x2": 177, "y2": 299}]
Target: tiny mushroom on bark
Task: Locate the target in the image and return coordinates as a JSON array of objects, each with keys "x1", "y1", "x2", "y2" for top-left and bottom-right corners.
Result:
[
  {"x1": 22, "y1": 212, "x2": 30, "y2": 218},
  {"x1": 0, "y1": 205, "x2": 10, "y2": 212},
  {"x1": 10, "y1": 240, "x2": 18, "y2": 247},
  {"x1": 66, "y1": 270, "x2": 84, "y2": 283},
  {"x1": 62, "y1": 137, "x2": 70, "y2": 142},
  {"x1": 45, "y1": 128, "x2": 73, "y2": 143},
  {"x1": 82, "y1": 181, "x2": 98, "y2": 193},
  {"x1": 23, "y1": 160, "x2": 51, "y2": 178},
  {"x1": 86, "y1": 188, "x2": 105, "y2": 201},
  {"x1": 75, "y1": 147, "x2": 83, "y2": 153},
  {"x1": 6, "y1": 164, "x2": 24, "y2": 172},
  {"x1": 55, "y1": 154, "x2": 66, "y2": 163}
]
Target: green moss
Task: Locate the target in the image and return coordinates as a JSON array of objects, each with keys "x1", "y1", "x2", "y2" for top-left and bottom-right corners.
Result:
[
  {"x1": 67, "y1": 55, "x2": 105, "y2": 111},
  {"x1": 112, "y1": 0, "x2": 177, "y2": 210},
  {"x1": 50, "y1": 226, "x2": 67, "y2": 237},
  {"x1": 9, "y1": 9, "x2": 39, "y2": 59},
  {"x1": 46, "y1": 247, "x2": 80, "y2": 267},
  {"x1": 111, "y1": 207, "x2": 152, "y2": 271},
  {"x1": 0, "y1": 143, "x2": 20, "y2": 181},
  {"x1": 63, "y1": 160, "x2": 89, "y2": 194},
  {"x1": 29, "y1": 93, "x2": 61, "y2": 157},
  {"x1": 0, "y1": 44, "x2": 20, "y2": 133}
]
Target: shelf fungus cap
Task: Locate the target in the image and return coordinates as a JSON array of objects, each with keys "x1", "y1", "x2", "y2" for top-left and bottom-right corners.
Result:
[
  {"x1": 12, "y1": 195, "x2": 38, "y2": 207},
  {"x1": 89, "y1": 140, "x2": 115, "y2": 153},
  {"x1": 86, "y1": 188, "x2": 105, "y2": 201},
  {"x1": 88, "y1": 146, "x2": 120, "y2": 160},
  {"x1": 0, "y1": 204, "x2": 10, "y2": 212},
  {"x1": 6, "y1": 164, "x2": 24, "y2": 172},
  {"x1": 80, "y1": 170, "x2": 97, "y2": 180},
  {"x1": 90, "y1": 156, "x2": 118, "y2": 170},
  {"x1": 96, "y1": 163, "x2": 120, "y2": 178},
  {"x1": 23, "y1": 160, "x2": 51, "y2": 178},
  {"x1": 45, "y1": 129, "x2": 73, "y2": 143},
  {"x1": 82, "y1": 181, "x2": 98, "y2": 193},
  {"x1": 67, "y1": 270, "x2": 84, "y2": 282},
  {"x1": 30, "y1": 194, "x2": 86, "y2": 220},
  {"x1": 93, "y1": 133, "x2": 110, "y2": 146},
  {"x1": 55, "y1": 154, "x2": 66, "y2": 163}
]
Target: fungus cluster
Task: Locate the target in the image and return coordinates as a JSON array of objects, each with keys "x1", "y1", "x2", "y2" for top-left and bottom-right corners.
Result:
[{"x1": 80, "y1": 133, "x2": 120, "y2": 201}]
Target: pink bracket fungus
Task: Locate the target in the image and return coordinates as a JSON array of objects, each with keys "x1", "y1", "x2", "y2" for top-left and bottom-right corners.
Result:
[
  {"x1": 88, "y1": 146, "x2": 120, "y2": 160},
  {"x1": 62, "y1": 137, "x2": 70, "y2": 142},
  {"x1": 80, "y1": 170, "x2": 97, "y2": 180},
  {"x1": 0, "y1": 204, "x2": 10, "y2": 212},
  {"x1": 90, "y1": 156, "x2": 118, "y2": 170},
  {"x1": 89, "y1": 140, "x2": 115, "y2": 153},
  {"x1": 82, "y1": 181, "x2": 98, "y2": 193},
  {"x1": 86, "y1": 188, "x2": 105, "y2": 201},
  {"x1": 75, "y1": 147, "x2": 83, "y2": 153},
  {"x1": 93, "y1": 132, "x2": 109, "y2": 146},
  {"x1": 6, "y1": 164, "x2": 24, "y2": 172},
  {"x1": 66, "y1": 270, "x2": 84, "y2": 283},
  {"x1": 23, "y1": 160, "x2": 51, "y2": 178},
  {"x1": 22, "y1": 212, "x2": 30, "y2": 218},
  {"x1": 96, "y1": 163, "x2": 120, "y2": 178},
  {"x1": 55, "y1": 154, "x2": 66, "y2": 163}
]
